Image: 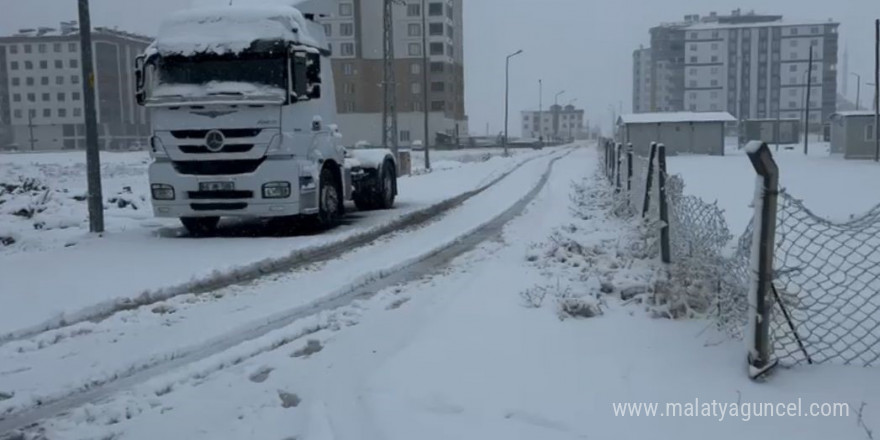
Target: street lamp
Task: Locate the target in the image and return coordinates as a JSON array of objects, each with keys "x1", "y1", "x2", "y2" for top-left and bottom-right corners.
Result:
[
  {"x1": 851, "y1": 72, "x2": 862, "y2": 110},
  {"x1": 503, "y1": 49, "x2": 523, "y2": 156},
  {"x1": 554, "y1": 90, "x2": 566, "y2": 107},
  {"x1": 538, "y1": 79, "x2": 543, "y2": 145}
]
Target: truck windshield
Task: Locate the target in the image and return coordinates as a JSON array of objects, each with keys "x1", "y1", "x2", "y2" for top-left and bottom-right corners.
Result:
[{"x1": 152, "y1": 53, "x2": 286, "y2": 100}]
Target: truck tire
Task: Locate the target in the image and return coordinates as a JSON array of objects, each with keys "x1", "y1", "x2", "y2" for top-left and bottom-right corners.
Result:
[
  {"x1": 313, "y1": 167, "x2": 342, "y2": 228},
  {"x1": 180, "y1": 217, "x2": 219, "y2": 237},
  {"x1": 375, "y1": 161, "x2": 396, "y2": 210}
]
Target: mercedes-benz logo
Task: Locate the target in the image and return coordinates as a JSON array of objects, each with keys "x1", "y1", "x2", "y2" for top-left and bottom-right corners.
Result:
[{"x1": 205, "y1": 130, "x2": 225, "y2": 152}]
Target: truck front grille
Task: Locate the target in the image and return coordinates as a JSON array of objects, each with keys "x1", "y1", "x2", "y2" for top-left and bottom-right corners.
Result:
[
  {"x1": 179, "y1": 144, "x2": 255, "y2": 154},
  {"x1": 171, "y1": 129, "x2": 262, "y2": 139},
  {"x1": 172, "y1": 158, "x2": 265, "y2": 176}
]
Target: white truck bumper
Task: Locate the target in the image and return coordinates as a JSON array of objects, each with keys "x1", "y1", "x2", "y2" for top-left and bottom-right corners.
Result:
[{"x1": 149, "y1": 159, "x2": 315, "y2": 218}]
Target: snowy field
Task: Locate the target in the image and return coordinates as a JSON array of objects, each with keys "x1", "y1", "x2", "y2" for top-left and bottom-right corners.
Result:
[
  {"x1": 0, "y1": 146, "x2": 540, "y2": 341},
  {"x1": 6, "y1": 145, "x2": 878, "y2": 440},
  {"x1": 667, "y1": 142, "x2": 880, "y2": 234}
]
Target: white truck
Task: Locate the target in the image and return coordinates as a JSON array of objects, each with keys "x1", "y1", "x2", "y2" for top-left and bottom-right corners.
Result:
[{"x1": 135, "y1": 4, "x2": 397, "y2": 235}]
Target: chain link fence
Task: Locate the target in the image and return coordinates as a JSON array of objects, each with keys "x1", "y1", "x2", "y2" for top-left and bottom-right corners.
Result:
[{"x1": 598, "y1": 139, "x2": 880, "y2": 375}]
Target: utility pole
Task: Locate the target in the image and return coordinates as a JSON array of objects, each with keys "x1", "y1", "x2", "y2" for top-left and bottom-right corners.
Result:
[
  {"x1": 851, "y1": 72, "x2": 862, "y2": 110},
  {"x1": 420, "y1": 0, "x2": 430, "y2": 169},
  {"x1": 78, "y1": 0, "x2": 104, "y2": 233},
  {"x1": 804, "y1": 46, "x2": 813, "y2": 156},
  {"x1": 27, "y1": 110, "x2": 35, "y2": 151},
  {"x1": 503, "y1": 49, "x2": 523, "y2": 156},
  {"x1": 538, "y1": 79, "x2": 543, "y2": 146},
  {"x1": 875, "y1": 18, "x2": 879, "y2": 162},
  {"x1": 382, "y1": 0, "x2": 400, "y2": 161}
]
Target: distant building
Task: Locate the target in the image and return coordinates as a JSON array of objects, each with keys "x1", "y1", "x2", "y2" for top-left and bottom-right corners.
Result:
[
  {"x1": 632, "y1": 47, "x2": 652, "y2": 113},
  {"x1": 297, "y1": 0, "x2": 467, "y2": 147},
  {"x1": 632, "y1": 10, "x2": 839, "y2": 134},
  {"x1": 0, "y1": 22, "x2": 152, "y2": 150},
  {"x1": 521, "y1": 104, "x2": 587, "y2": 141}
]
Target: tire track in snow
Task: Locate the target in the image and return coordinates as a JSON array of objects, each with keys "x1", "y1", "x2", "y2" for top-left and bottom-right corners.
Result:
[
  {"x1": 0, "y1": 147, "x2": 578, "y2": 435},
  {"x1": 0, "y1": 148, "x2": 560, "y2": 347}
]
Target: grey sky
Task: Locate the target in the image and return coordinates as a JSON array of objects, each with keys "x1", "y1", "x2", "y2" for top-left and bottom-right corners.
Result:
[{"x1": 2, "y1": 0, "x2": 878, "y2": 135}]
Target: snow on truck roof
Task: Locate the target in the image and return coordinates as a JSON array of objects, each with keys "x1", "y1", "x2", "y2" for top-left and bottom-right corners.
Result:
[
  {"x1": 156, "y1": 4, "x2": 327, "y2": 56},
  {"x1": 618, "y1": 112, "x2": 736, "y2": 125}
]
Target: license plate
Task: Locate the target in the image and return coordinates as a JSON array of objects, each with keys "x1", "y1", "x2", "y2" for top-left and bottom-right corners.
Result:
[{"x1": 199, "y1": 181, "x2": 234, "y2": 192}]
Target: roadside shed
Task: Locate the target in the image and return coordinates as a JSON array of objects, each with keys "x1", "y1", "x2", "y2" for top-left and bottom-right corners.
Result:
[
  {"x1": 830, "y1": 111, "x2": 879, "y2": 159},
  {"x1": 742, "y1": 118, "x2": 801, "y2": 145},
  {"x1": 618, "y1": 112, "x2": 736, "y2": 156}
]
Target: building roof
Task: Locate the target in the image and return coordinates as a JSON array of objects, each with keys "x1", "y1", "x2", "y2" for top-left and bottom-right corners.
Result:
[
  {"x1": 683, "y1": 19, "x2": 837, "y2": 31},
  {"x1": 618, "y1": 112, "x2": 736, "y2": 124},
  {"x1": 832, "y1": 111, "x2": 879, "y2": 118},
  {"x1": 0, "y1": 22, "x2": 152, "y2": 44}
]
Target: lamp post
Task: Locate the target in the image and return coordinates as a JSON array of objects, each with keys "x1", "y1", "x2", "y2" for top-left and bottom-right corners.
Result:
[
  {"x1": 503, "y1": 49, "x2": 523, "y2": 156},
  {"x1": 538, "y1": 79, "x2": 543, "y2": 146},
  {"x1": 421, "y1": 0, "x2": 430, "y2": 169},
  {"x1": 851, "y1": 72, "x2": 862, "y2": 110},
  {"x1": 553, "y1": 90, "x2": 565, "y2": 141}
]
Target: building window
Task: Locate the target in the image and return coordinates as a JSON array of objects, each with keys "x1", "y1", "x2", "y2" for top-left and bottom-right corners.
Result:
[
  {"x1": 710, "y1": 91, "x2": 719, "y2": 98},
  {"x1": 55, "y1": 60, "x2": 63, "y2": 69},
  {"x1": 9, "y1": 45, "x2": 17, "y2": 54},
  {"x1": 42, "y1": 92, "x2": 50, "y2": 101},
  {"x1": 43, "y1": 108, "x2": 51, "y2": 118},
  {"x1": 340, "y1": 43, "x2": 355, "y2": 56},
  {"x1": 710, "y1": 79, "x2": 718, "y2": 86},
  {"x1": 447, "y1": 24, "x2": 454, "y2": 38},
  {"x1": 789, "y1": 88, "x2": 797, "y2": 96},
  {"x1": 339, "y1": 3, "x2": 353, "y2": 16},
  {"x1": 811, "y1": 39, "x2": 819, "y2": 47},
  {"x1": 343, "y1": 83, "x2": 355, "y2": 94},
  {"x1": 690, "y1": 32, "x2": 697, "y2": 39},
  {"x1": 789, "y1": 64, "x2": 797, "y2": 72},
  {"x1": 24, "y1": 44, "x2": 32, "y2": 54},
  {"x1": 38, "y1": 43, "x2": 47, "y2": 53},
  {"x1": 72, "y1": 92, "x2": 81, "y2": 101},
  {"x1": 429, "y1": 23, "x2": 443, "y2": 36},
  {"x1": 26, "y1": 77, "x2": 34, "y2": 86},
  {"x1": 429, "y1": 42, "x2": 444, "y2": 55},
  {"x1": 412, "y1": 100, "x2": 422, "y2": 111},
  {"x1": 690, "y1": 56, "x2": 697, "y2": 63},
  {"x1": 689, "y1": 92, "x2": 697, "y2": 100},
  {"x1": 27, "y1": 93, "x2": 35, "y2": 102},
  {"x1": 689, "y1": 44, "x2": 697, "y2": 51},
  {"x1": 430, "y1": 62, "x2": 444, "y2": 73},
  {"x1": 410, "y1": 63, "x2": 420, "y2": 75},
  {"x1": 57, "y1": 92, "x2": 66, "y2": 102},
  {"x1": 788, "y1": 101, "x2": 797, "y2": 108},
  {"x1": 430, "y1": 100, "x2": 445, "y2": 111},
  {"x1": 428, "y1": 2, "x2": 442, "y2": 16},
  {"x1": 323, "y1": 24, "x2": 332, "y2": 37},
  {"x1": 811, "y1": 26, "x2": 820, "y2": 34},
  {"x1": 11, "y1": 77, "x2": 19, "y2": 86},
  {"x1": 73, "y1": 108, "x2": 82, "y2": 117},
  {"x1": 340, "y1": 23, "x2": 354, "y2": 36},
  {"x1": 24, "y1": 61, "x2": 33, "y2": 70},
  {"x1": 53, "y1": 43, "x2": 62, "y2": 52},
  {"x1": 411, "y1": 82, "x2": 421, "y2": 94},
  {"x1": 408, "y1": 43, "x2": 422, "y2": 56},
  {"x1": 791, "y1": 28, "x2": 799, "y2": 35},
  {"x1": 344, "y1": 101, "x2": 355, "y2": 112},
  {"x1": 69, "y1": 42, "x2": 77, "y2": 52},
  {"x1": 56, "y1": 76, "x2": 64, "y2": 85},
  {"x1": 58, "y1": 108, "x2": 66, "y2": 118},
  {"x1": 431, "y1": 81, "x2": 444, "y2": 92},
  {"x1": 12, "y1": 94, "x2": 20, "y2": 102},
  {"x1": 344, "y1": 63, "x2": 354, "y2": 75},
  {"x1": 28, "y1": 109, "x2": 35, "y2": 118},
  {"x1": 10, "y1": 61, "x2": 18, "y2": 70},
  {"x1": 408, "y1": 23, "x2": 421, "y2": 37},
  {"x1": 407, "y1": 3, "x2": 421, "y2": 17},
  {"x1": 710, "y1": 55, "x2": 718, "y2": 62},
  {"x1": 689, "y1": 80, "x2": 697, "y2": 87},
  {"x1": 71, "y1": 75, "x2": 80, "y2": 84},
  {"x1": 867, "y1": 125, "x2": 876, "y2": 141},
  {"x1": 39, "y1": 60, "x2": 48, "y2": 69},
  {"x1": 399, "y1": 130, "x2": 411, "y2": 142},
  {"x1": 13, "y1": 109, "x2": 22, "y2": 119},
  {"x1": 711, "y1": 43, "x2": 719, "y2": 50},
  {"x1": 790, "y1": 39, "x2": 798, "y2": 47}
]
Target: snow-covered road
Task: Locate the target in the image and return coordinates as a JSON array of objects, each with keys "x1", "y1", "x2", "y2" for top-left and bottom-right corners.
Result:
[{"x1": 4, "y1": 144, "x2": 879, "y2": 440}]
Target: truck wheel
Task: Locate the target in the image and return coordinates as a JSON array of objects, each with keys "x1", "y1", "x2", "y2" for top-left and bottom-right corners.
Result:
[
  {"x1": 180, "y1": 217, "x2": 219, "y2": 237},
  {"x1": 315, "y1": 167, "x2": 342, "y2": 227},
  {"x1": 375, "y1": 162, "x2": 396, "y2": 210},
  {"x1": 353, "y1": 190, "x2": 374, "y2": 211}
]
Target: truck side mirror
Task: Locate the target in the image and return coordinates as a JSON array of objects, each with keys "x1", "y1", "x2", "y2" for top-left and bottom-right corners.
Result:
[
  {"x1": 135, "y1": 55, "x2": 146, "y2": 106},
  {"x1": 291, "y1": 51, "x2": 309, "y2": 102}
]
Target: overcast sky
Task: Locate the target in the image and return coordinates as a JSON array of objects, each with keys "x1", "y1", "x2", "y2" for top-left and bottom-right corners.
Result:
[{"x1": 2, "y1": 0, "x2": 879, "y2": 135}]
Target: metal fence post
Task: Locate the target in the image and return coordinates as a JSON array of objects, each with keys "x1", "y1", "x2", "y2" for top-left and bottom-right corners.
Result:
[
  {"x1": 745, "y1": 141, "x2": 780, "y2": 378},
  {"x1": 626, "y1": 142, "x2": 633, "y2": 194},
  {"x1": 642, "y1": 142, "x2": 657, "y2": 218},
  {"x1": 615, "y1": 143, "x2": 622, "y2": 192},
  {"x1": 657, "y1": 143, "x2": 671, "y2": 264}
]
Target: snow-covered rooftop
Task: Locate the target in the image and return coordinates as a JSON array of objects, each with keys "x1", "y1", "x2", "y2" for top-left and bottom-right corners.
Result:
[
  {"x1": 683, "y1": 19, "x2": 837, "y2": 31},
  {"x1": 156, "y1": 4, "x2": 327, "y2": 56},
  {"x1": 618, "y1": 112, "x2": 737, "y2": 125},
  {"x1": 832, "y1": 111, "x2": 879, "y2": 118}
]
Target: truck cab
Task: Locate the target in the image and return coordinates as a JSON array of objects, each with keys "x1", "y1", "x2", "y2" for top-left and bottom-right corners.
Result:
[{"x1": 136, "y1": 5, "x2": 397, "y2": 235}]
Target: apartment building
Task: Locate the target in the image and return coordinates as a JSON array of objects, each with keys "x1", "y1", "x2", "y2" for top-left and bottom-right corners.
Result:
[
  {"x1": 0, "y1": 23, "x2": 151, "y2": 150},
  {"x1": 632, "y1": 47, "x2": 651, "y2": 113},
  {"x1": 633, "y1": 10, "x2": 839, "y2": 131},
  {"x1": 298, "y1": 0, "x2": 467, "y2": 147},
  {"x1": 521, "y1": 104, "x2": 587, "y2": 141}
]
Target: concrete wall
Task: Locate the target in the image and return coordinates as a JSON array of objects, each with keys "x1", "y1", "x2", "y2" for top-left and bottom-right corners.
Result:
[{"x1": 624, "y1": 121, "x2": 725, "y2": 156}]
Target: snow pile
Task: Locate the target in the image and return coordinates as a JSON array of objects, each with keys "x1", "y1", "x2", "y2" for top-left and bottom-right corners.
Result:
[{"x1": 156, "y1": 5, "x2": 323, "y2": 56}]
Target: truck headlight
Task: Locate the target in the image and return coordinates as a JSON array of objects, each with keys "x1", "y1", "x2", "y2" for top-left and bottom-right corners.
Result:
[
  {"x1": 150, "y1": 135, "x2": 169, "y2": 159},
  {"x1": 265, "y1": 134, "x2": 291, "y2": 157},
  {"x1": 151, "y1": 184, "x2": 175, "y2": 200},
  {"x1": 262, "y1": 182, "x2": 291, "y2": 199}
]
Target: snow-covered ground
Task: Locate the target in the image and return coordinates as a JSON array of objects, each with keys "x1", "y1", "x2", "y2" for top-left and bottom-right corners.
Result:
[
  {"x1": 0, "y1": 147, "x2": 541, "y2": 341},
  {"x1": 13, "y1": 145, "x2": 879, "y2": 440},
  {"x1": 667, "y1": 142, "x2": 880, "y2": 233}
]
